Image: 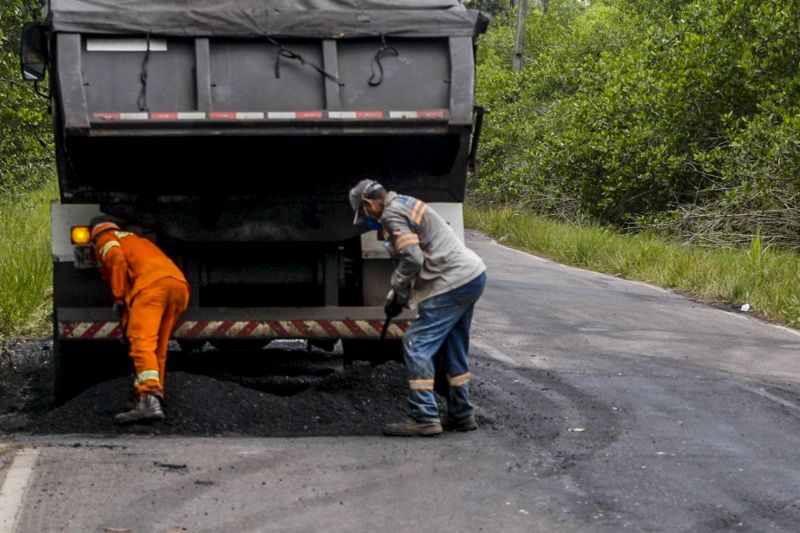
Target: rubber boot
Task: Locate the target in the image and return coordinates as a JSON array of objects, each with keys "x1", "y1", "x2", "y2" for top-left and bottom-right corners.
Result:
[
  {"x1": 442, "y1": 413, "x2": 478, "y2": 432},
  {"x1": 382, "y1": 417, "x2": 443, "y2": 437},
  {"x1": 115, "y1": 394, "x2": 165, "y2": 424}
]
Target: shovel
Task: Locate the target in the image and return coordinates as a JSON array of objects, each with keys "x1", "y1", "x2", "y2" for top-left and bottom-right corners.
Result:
[{"x1": 379, "y1": 316, "x2": 392, "y2": 341}]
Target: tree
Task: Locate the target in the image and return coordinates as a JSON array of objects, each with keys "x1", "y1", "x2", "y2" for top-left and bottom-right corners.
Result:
[
  {"x1": 465, "y1": 0, "x2": 510, "y2": 15},
  {"x1": 0, "y1": 0, "x2": 53, "y2": 198},
  {"x1": 474, "y1": 0, "x2": 800, "y2": 246}
]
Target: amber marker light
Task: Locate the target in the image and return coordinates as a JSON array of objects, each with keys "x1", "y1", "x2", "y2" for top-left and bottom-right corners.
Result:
[{"x1": 70, "y1": 226, "x2": 91, "y2": 244}]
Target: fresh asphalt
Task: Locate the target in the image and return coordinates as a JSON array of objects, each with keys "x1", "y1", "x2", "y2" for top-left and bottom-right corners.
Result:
[{"x1": 2, "y1": 231, "x2": 800, "y2": 532}]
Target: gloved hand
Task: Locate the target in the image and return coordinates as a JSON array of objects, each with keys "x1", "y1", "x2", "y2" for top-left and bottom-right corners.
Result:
[
  {"x1": 112, "y1": 302, "x2": 125, "y2": 318},
  {"x1": 383, "y1": 290, "x2": 403, "y2": 319}
]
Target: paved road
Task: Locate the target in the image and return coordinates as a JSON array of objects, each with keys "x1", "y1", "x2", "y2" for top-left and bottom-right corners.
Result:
[{"x1": 2, "y1": 232, "x2": 800, "y2": 532}]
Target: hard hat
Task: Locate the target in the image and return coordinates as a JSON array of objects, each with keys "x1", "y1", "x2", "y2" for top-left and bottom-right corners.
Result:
[
  {"x1": 90, "y1": 221, "x2": 120, "y2": 241},
  {"x1": 349, "y1": 179, "x2": 383, "y2": 225}
]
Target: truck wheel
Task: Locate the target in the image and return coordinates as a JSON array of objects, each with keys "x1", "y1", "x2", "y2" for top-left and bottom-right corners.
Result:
[
  {"x1": 53, "y1": 340, "x2": 90, "y2": 403},
  {"x1": 341, "y1": 339, "x2": 404, "y2": 366},
  {"x1": 209, "y1": 339, "x2": 266, "y2": 353},
  {"x1": 53, "y1": 340, "x2": 129, "y2": 404},
  {"x1": 178, "y1": 340, "x2": 206, "y2": 354}
]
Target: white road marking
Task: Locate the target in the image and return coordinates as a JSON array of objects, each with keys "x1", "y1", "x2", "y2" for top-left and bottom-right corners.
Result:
[
  {"x1": 769, "y1": 324, "x2": 800, "y2": 338},
  {"x1": 0, "y1": 448, "x2": 40, "y2": 533}
]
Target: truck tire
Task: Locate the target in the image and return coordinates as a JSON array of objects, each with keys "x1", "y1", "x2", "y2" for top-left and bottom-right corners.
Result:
[
  {"x1": 209, "y1": 339, "x2": 267, "y2": 353},
  {"x1": 341, "y1": 339, "x2": 403, "y2": 366},
  {"x1": 53, "y1": 340, "x2": 129, "y2": 404},
  {"x1": 53, "y1": 340, "x2": 90, "y2": 403}
]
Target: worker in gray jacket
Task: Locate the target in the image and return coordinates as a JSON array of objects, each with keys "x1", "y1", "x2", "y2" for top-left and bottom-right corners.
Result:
[{"x1": 349, "y1": 179, "x2": 487, "y2": 436}]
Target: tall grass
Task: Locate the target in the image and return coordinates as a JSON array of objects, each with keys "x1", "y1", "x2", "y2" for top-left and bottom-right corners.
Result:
[
  {"x1": 0, "y1": 181, "x2": 57, "y2": 340},
  {"x1": 466, "y1": 207, "x2": 800, "y2": 329}
]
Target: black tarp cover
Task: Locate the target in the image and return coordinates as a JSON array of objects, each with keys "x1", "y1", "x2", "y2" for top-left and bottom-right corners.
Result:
[{"x1": 45, "y1": 0, "x2": 489, "y2": 38}]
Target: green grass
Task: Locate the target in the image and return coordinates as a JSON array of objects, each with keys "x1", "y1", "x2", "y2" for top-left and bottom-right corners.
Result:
[
  {"x1": 466, "y1": 206, "x2": 800, "y2": 329},
  {"x1": 0, "y1": 181, "x2": 58, "y2": 340}
]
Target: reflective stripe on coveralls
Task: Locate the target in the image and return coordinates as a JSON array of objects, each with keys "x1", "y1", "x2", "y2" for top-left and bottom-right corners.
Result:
[
  {"x1": 448, "y1": 372, "x2": 470, "y2": 387},
  {"x1": 394, "y1": 233, "x2": 420, "y2": 251},
  {"x1": 135, "y1": 370, "x2": 160, "y2": 385},
  {"x1": 99, "y1": 240, "x2": 120, "y2": 259},
  {"x1": 410, "y1": 201, "x2": 427, "y2": 225},
  {"x1": 409, "y1": 378, "x2": 434, "y2": 390}
]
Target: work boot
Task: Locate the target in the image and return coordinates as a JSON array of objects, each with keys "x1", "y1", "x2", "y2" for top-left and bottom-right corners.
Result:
[
  {"x1": 115, "y1": 394, "x2": 165, "y2": 424},
  {"x1": 382, "y1": 417, "x2": 443, "y2": 437},
  {"x1": 442, "y1": 413, "x2": 478, "y2": 432}
]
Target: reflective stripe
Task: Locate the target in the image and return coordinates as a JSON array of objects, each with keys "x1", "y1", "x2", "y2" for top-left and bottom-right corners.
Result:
[
  {"x1": 394, "y1": 233, "x2": 420, "y2": 251},
  {"x1": 114, "y1": 231, "x2": 133, "y2": 238},
  {"x1": 409, "y1": 379, "x2": 434, "y2": 390},
  {"x1": 99, "y1": 240, "x2": 120, "y2": 259},
  {"x1": 410, "y1": 201, "x2": 427, "y2": 225},
  {"x1": 448, "y1": 372, "x2": 470, "y2": 388},
  {"x1": 135, "y1": 370, "x2": 160, "y2": 385}
]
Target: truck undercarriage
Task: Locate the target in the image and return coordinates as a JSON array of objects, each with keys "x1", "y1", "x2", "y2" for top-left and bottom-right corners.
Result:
[{"x1": 22, "y1": 0, "x2": 487, "y2": 400}]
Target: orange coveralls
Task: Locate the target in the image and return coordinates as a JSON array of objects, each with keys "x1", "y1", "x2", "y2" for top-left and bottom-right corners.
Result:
[{"x1": 93, "y1": 230, "x2": 190, "y2": 397}]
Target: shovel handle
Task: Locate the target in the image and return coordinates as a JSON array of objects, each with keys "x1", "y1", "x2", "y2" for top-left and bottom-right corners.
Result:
[{"x1": 380, "y1": 316, "x2": 392, "y2": 341}]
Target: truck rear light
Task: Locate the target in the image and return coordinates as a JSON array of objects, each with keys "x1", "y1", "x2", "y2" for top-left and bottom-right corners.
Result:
[{"x1": 70, "y1": 226, "x2": 91, "y2": 244}]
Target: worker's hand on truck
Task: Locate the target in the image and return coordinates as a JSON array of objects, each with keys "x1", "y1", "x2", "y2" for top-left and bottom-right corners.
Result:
[
  {"x1": 384, "y1": 290, "x2": 404, "y2": 319},
  {"x1": 112, "y1": 301, "x2": 125, "y2": 319}
]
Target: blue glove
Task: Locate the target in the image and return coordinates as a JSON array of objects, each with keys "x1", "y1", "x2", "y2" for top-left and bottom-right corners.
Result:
[{"x1": 112, "y1": 302, "x2": 125, "y2": 318}]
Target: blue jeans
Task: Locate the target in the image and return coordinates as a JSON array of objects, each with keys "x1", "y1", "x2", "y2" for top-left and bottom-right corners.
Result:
[{"x1": 403, "y1": 272, "x2": 486, "y2": 421}]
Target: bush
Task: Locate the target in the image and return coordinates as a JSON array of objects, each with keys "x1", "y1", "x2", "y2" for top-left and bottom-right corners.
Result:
[
  {"x1": 474, "y1": 0, "x2": 800, "y2": 247},
  {"x1": 0, "y1": 0, "x2": 54, "y2": 199}
]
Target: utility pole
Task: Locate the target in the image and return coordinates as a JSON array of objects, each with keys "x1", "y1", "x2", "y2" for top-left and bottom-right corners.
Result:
[{"x1": 512, "y1": 0, "x2": 528, "y2": 72}]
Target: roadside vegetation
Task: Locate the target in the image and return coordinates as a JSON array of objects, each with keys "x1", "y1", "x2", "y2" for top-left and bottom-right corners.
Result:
[
  {"x1": 1, "y1": 0, "x2": 799, "y2": 337},
  {"x1": 474, "y1": 0, "x2": 799, "y2": 246},
  {"x1": 0, "y1": 181, "x2": 56, "y2": 340},
  {"x1": 1, "y1": 0, "x2": 55, "y2": 342},
  {"x1": 468, "y1": 0, "x2": 800, "y2": 326}
]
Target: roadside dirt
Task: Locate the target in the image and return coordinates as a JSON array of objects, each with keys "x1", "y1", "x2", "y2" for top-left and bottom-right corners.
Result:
[{"x1": 0, "y1": 339, "x2": 54, "y2": 433}]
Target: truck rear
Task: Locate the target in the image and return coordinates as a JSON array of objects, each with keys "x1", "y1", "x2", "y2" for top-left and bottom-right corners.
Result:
[{"x1": 20, "y1": 0, "x2": 488, "y2": 400}]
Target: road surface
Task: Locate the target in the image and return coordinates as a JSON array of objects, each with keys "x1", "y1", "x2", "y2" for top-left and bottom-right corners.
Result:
[{"x1": 2, "y1": 231, "x2": 799, "y2": 532}]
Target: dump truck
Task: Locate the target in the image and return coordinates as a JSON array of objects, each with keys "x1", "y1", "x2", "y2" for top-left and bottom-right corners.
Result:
[{"x1": 20, "y1": 0, "x2": 488, "y2": 401}]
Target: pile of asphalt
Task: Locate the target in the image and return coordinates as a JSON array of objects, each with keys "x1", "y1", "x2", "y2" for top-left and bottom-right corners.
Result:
[
  {"x1": 1, "y1": 340, "x2": 427, "y2": 437},
  {"x1": 30, "y1": 361, "x2": 409, "y2": 436}
]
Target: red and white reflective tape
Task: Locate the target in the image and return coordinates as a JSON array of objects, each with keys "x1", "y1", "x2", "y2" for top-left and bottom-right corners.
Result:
[
  {"x1": 58, "y1": 319, "x2": 410, "y2": 340},
  {"x1": 59, "y1": 321, "x2": 124, "y2": 340},
  {"x1": 92, "y1": 110, "x2": 447, "y2": 122}
]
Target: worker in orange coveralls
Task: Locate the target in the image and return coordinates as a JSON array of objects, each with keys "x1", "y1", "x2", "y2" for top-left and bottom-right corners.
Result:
[{"x1": 90, "y1": 217, "x2": 190, "y2": 424}]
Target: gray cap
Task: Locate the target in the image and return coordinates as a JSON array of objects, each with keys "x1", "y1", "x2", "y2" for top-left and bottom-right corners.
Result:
[{"x1": 348, "y1": 179, "x2": 383, "y2": 225}]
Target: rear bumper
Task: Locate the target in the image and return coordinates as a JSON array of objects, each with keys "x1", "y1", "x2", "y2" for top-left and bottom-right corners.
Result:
[{"x1": 56, "y1": 307, "x2": 412, "y2": 341}]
